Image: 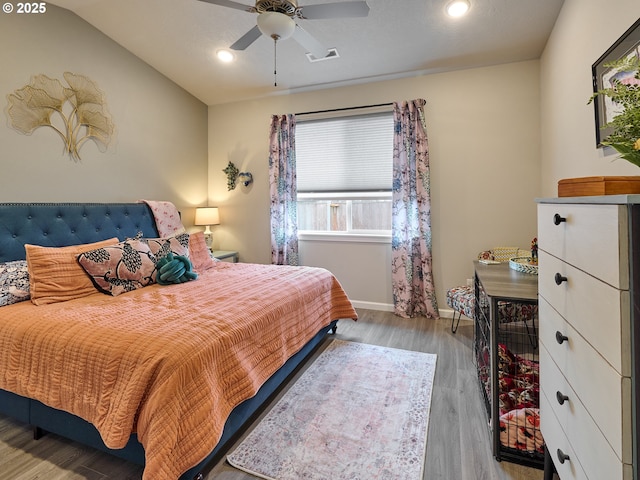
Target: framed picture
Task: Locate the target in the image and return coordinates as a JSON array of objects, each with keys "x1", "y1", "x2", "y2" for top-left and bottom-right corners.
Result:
[{"x1": 592, "y1": 17, "x2": 640, "y2": 147}]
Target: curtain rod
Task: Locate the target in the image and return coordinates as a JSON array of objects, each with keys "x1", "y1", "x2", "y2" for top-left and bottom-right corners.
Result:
[{"x1": 294, "y1": 102, "x2": 393, "y2": 116}]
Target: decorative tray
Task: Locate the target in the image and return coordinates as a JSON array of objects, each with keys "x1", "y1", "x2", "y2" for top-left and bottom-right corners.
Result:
[{"x1": 509, "y1": 257, "x2": 538, "y2": 275}]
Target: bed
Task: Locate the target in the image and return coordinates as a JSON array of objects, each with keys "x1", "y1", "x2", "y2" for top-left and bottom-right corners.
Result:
[{"x1": 0, "y1": 202, "x2": 357, "y2": 480}]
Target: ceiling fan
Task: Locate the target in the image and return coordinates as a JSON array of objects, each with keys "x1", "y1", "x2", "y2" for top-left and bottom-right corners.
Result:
[{"x1": 198, "y1": 0, "x2": 370, "y2": 60}]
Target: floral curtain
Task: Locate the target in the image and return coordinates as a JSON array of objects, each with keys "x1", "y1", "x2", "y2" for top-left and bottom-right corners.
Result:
[
  {"x1": 392, "y1": 99, "x2": 439, "y2": 319},
  {"x1": 269, "y1": 114, "x2": 299, "y2": 265}
]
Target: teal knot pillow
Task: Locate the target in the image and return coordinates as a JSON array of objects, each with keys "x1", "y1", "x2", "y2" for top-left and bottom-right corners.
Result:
[{"x1": 156, "y1": 252, "x2": 198, "y2": 285}]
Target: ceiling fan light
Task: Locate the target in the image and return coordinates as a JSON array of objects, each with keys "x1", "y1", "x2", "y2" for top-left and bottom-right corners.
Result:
[
  {"x1": 446, "y1": 0, "x2": 470, "y2": 17},
  {"x1": 257, "y1": 11, "x2": 296, "y2": 41}
]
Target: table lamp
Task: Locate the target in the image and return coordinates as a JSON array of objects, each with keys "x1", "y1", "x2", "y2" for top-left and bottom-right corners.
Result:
[{"x1": 195, "y1": 207, "x2": 220, "y2": 247}]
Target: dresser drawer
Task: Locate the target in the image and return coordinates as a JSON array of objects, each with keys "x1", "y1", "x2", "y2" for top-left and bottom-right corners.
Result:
[
  {"x1": 538, "y1": 250, "x2": 631, "y2": 376},
  {"x1": 539, "y1": 298, "x2": 632, "y2": 462},
  {"x1": 540, "y1": 391, "x2": 588, "y2": 480},
  {"x1": 537, "y1": 203, "x2": 628, "y2": 289},
  {"x1": 540, "y1": 343, "x2": 630, "y2": 479}
]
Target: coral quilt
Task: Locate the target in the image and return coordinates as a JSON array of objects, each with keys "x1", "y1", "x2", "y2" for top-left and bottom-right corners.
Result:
[{"x1": 0, "y1": 262, "x2": 356, "y2": 479}]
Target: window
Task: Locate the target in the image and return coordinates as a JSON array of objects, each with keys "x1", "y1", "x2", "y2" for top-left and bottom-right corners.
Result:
[{"x1": 296, "y1": 110, "x2": 393, "y2": 237}]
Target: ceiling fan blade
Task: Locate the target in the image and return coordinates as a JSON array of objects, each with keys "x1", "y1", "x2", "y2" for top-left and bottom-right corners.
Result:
[
  {"x1": 230, "y1": 25, "x2": 262, "y2": 50},
  {"x1": 298, "y1": 1, "x2": 369, "y2": 20},
  {"x1": 197, "y1": 0, "x2": 253, "y2": 13},
  {"x1": 292, "y1": 25, "x2": 328, "y2": 60}
]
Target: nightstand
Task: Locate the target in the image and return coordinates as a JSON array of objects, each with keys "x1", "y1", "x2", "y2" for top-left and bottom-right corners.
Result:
[{"x1": 211, "y1": 250, "x2": 239, "y2": 263}]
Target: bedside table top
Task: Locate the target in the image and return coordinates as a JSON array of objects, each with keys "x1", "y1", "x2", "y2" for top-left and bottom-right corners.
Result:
[{"x1": 211, "y1": 250, "x2": 238, "y2": 261}]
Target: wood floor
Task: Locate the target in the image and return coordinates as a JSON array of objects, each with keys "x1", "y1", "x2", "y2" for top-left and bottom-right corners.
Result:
[{"x1": 0, "y1": 309, "x2": 549, "y2": 480}]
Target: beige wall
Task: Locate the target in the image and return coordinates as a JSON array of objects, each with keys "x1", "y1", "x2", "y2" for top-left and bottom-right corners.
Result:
[
  {"x1": 1, "y1": 4, "x2": 572, "y2": 311},
  {"x1": 0, "y1": 5, "x2": 208, "y2": 225},
  {"x1": 208, "y1": 61, "x2": 541, "y2": 310},
  {"x1": 540, "y1": 0, "x2": 640, "y2": 197}
]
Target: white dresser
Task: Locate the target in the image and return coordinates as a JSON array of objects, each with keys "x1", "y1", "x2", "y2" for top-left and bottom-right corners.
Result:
[{"x1": 537, "y1": 196, "x2": 640, "y2": 480}]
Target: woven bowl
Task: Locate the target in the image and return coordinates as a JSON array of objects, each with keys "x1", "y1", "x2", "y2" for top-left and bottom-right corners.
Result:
[{"x1": 509, "y1": 257, "x2": 538, "y2": 275}]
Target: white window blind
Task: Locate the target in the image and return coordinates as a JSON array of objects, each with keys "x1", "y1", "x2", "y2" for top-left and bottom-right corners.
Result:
[{"x1": 296, "y1": 112, "x2": 394, "y2": 193}]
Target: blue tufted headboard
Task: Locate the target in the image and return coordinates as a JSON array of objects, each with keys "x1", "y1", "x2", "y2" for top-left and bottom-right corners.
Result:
[{"x1": 0, "y1": 203, "x2": 160, "y2": 263}]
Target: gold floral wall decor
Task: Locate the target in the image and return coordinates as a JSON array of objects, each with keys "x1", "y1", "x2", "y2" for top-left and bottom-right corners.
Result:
[{"x1": 6, "y1": 72, "x2": 115, "y2": 161}]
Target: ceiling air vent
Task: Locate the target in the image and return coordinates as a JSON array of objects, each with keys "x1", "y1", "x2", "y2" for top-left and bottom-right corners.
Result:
[{"x1": 306, "y1": 48, "x2": 339, "y2": 63}]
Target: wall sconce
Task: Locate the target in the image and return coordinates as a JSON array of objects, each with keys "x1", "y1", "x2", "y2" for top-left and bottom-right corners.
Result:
[
  {"x1": 223, "y1": 161, "x2": 253, "y2": 190},
  {"x1": 238, "y1": 172, "x2": 253, "y2": 187},
  {"x1": 194, "y1": 207, "x2": 220, "y2": 247}
]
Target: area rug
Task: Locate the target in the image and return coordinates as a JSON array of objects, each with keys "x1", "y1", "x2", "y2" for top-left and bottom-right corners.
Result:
[{"x1": 227, "y1": 339, "x2": 437, "y2": 480}]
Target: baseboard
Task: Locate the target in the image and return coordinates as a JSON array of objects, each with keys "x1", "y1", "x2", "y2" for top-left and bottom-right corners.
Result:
[
  {"x1": 348, "y1": 304, "x2": 473, "y2": 322},
  {"x1": 439, "y1": 308, "x2": 455, "y2": 319},
  {"x1": 350, "y1": 300, "x2": 394, "y2": 312},
  {"x1": 438, "y1": 308, "x2": 473, "y2": 321}
]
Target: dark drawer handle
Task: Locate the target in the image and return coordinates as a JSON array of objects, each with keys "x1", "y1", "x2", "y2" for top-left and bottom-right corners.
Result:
[
  {"x1": 556, "y1": 391, "x2": 569, "y2": 405},
  {"x1": 553, "y1": 213, "x2": 567, "y2": 225},
  {"x1": 556, "y1": 331, "x2": 568, "y2": 344},
  {"x1": 555, "y1": 273, "x2": 568, "y2": 285},
  {"x1": 557, "y1": 448, "x2": 570, "y2": 464}
]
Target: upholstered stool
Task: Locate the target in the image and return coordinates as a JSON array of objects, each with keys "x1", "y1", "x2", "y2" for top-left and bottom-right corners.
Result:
[
  {"x1": 446, "y1": 285, "x2": 475, "y2": 333},
  {"x1": 446, "y1": 247, "x2": 538, "y2": 334}
]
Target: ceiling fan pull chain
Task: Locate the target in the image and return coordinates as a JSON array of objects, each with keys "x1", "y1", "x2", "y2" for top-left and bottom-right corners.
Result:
[{"x1": 273, "y1": 36, "x2": 278, "y2": 87}]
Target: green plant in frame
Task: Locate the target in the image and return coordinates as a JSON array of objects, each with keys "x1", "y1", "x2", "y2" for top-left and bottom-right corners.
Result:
[
  {"x1": 589, "y1": 56, "x2": 640, "y2": 167},
  {"x1": 6, "y1": 72, "x2": 114, "y2": 162}
]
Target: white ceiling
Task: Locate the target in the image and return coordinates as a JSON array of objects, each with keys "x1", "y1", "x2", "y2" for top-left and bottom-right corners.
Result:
[{"x1": 47, "y1": 0, "x2": 564, "y2": 106}]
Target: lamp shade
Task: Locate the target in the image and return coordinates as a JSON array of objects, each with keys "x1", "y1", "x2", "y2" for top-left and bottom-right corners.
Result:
[
  {"x1": 257, "y1": 12, "x2": 296, "y2": 40},
  {"x1": 195, "y1": 207, "x2": 220, "y2": 226}
]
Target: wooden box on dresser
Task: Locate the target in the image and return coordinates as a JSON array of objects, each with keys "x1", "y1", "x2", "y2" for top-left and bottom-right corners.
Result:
[{"x1": 537, "y1": 196, "x2": 640, "y2": 480}]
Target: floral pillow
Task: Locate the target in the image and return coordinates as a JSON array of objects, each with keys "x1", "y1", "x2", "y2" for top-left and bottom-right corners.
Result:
[
  {"x1": 140, "y1": 232, "x2": 190, "y2": 262},
  {"x1": 0, "y1": 260, "x2": 30, "y2": 306},
  {"x1": 77, "y1": 239, "x2": 157, "y2": 296}
]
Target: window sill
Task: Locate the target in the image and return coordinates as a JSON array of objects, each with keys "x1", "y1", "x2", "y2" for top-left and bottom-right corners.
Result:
[{"x1": 298, "y1": 232, "x2": 391, "y2": 244}]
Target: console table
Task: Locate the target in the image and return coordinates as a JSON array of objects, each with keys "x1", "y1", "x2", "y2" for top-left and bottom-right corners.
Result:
[{"x1": 474, "y1": 260, "x2": 542, "y2": 468}]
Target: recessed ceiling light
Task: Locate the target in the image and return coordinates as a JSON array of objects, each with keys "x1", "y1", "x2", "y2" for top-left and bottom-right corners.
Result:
[
  {"x1": 216, "y1": 49, "x2": 235, "y2": 63},
  {"x1": 446, "y1": 0, "x2": 470, "y2": 17}
]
